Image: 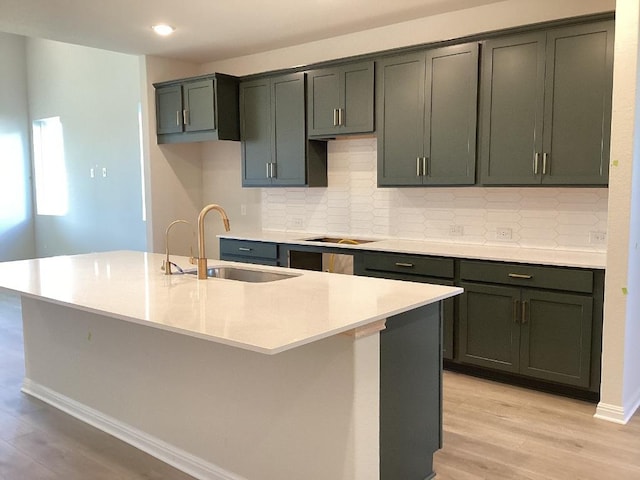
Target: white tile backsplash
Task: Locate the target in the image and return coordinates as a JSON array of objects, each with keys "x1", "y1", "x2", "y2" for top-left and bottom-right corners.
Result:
[{"x1": 262, "y1": 138, "x2": 608, "y2": 252}]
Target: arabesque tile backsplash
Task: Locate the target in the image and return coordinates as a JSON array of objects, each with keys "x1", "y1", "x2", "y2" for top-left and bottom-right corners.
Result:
[{"x1": 262, "y1": 138, "x2": 608, "y2": 252}]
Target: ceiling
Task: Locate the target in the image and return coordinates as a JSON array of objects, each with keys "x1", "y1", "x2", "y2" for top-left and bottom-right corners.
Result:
[{"x1": 0, "y1": 0, "x2": 503, "y2": 63}]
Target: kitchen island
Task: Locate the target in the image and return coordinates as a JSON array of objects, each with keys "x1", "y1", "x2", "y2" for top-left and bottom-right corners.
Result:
[{"x1": 0, "y1": 250, "x2": 461, "y2": 480}]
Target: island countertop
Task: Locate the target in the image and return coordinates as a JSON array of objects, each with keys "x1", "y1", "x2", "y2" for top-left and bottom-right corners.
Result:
[{"x1": 0, "y1": 250, "x2": 461, "y2": 354}]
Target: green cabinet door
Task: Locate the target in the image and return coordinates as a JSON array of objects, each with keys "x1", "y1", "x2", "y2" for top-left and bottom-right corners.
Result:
[
  {"x1": 480, "y1": 21, "x2": 613, "y2": 186},
  {"x1": 520, "y1": 290, "x2": 593, "y2": 387},
  {"x1": 240, "y1": 78, "x2": 272, "y2": 186},
  {"x1": 271, "y1": 73, "x2": 307, "y2": 186},
  {"x1": 183, "y1": 79, "x2": 216, "y2": 132},
  {"x1": 377, "y1": 53, "x2": 426, "y2": 186},
  {"x1": 424, "y1": 43, "x2": 478, "y2": 185},
  {"x1": 156, "y1": 85, "x2": 183, "y2": 134},
  {"x1": 479, "y1": 33, "x2": 546, "y2": 185},
  {"x1": 377, "y1": 43, "x2": 479, "y2": 186},
  {"x1": 458, "y1": 282, "x2": 521, "y2": 373},
  {"x1": 308, "y1": 68, "x2": 340, "y2": 136},
  {"x1": 541, "y1": 21, "x2": 613, "y2": 185},
  {"x1": 307, "y1": 61, "x2": 374, "y2": 137},
  {"x1": 341, "y1": 62, "x2": 374, "y2": 134}
]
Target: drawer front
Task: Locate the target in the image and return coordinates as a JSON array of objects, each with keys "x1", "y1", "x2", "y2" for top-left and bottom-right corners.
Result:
[
  {"x1": 220, "y1": 239, "x2": 278, "y2": 260},
  {"x1": 459, "y1": 260, "x2": 593, "y2": 293},
  {"x1": 361, "y1": 252, "x2": 454, "y2": 279}
]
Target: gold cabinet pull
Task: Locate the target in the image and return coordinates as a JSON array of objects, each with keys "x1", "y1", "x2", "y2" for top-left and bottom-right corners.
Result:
[
  {"x1": 176, "y1": 110, "x2": 181, "y2": 126},
  {"x1": 522, "y1": 300, "x2": 528, "y2": 324},
  {"x1": 543, "y1": 152, "x2": 549, "y2": 175},
  {"x1": 508, "y1": 273, "x2": 533, "y2": 279},
  {"x1": 395, "y1": 262, "x2": 414, "y2": 268},
  {"x1": 416, "y1": 157, "x2": 421, "y2": 177},
  {"x1": 533, "y1": 152, "x2": 540, "y2": 175},
  {"x1": 183, "y1": 109, "x2": 189, "y2": 125},
  {"x1": 238, "y1": 247, "x2": 252, "y2": 252},
  {"x1": 333, "y1": 108, "x2": 339, "y2": 127}
]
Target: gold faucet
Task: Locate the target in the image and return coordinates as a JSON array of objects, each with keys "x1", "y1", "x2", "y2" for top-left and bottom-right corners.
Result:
[
  {"x1": 162, "y1": 219, "x2": 191, "y2": 275},
  {"x1": 196, "y1": 204, "x2": 230, "y2": 279}
]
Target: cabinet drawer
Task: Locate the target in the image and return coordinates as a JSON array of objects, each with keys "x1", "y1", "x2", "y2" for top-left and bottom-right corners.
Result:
[
  {"x1": 220, "y1": 239, "x2": 278, "y2": 260},
  {"x1": 459, "y1": 260, "x2": 593, "y2": 293},
  {"x1": 361, "y1": 252, "x2": 454, "y2": 279}
]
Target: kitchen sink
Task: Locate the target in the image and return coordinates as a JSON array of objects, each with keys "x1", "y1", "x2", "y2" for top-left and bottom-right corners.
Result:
[
  {"x1": 184, "y1": 266, "x2": 299, "y2": 283},
  {"x1": 304, "y1": 237, "x2": 374, "y2": 245}
]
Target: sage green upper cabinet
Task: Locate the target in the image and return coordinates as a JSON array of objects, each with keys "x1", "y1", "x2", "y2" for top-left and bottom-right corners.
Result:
[
  {"x1": 154, "y1": 74, "x2": 240, "y2": 144},
  {"x1": 377, "y1": 43, "x2": 479, "y2": 186},
  {"x1": 240, "y1": 73, "x2": 327, "y2": 187},
  {"x1": 307, "y1": 61, "x2": 374, "y2": 138},
  {"x1": 479, "y1": 21, "x2": 614, "y2": 185}
]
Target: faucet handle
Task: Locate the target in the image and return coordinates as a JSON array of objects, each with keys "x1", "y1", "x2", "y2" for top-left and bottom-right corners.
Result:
[{"x1": 189, "y1": 256, "x2": 198, "y2": 265}]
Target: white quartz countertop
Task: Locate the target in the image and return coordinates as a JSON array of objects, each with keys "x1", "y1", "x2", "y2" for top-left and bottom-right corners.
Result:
[
  {"x1": 219, "y1": 230, "x2": 606, "y2": 269},
  {"x1": 0, "y1": 251, "x2": 461, "y2": 354}
]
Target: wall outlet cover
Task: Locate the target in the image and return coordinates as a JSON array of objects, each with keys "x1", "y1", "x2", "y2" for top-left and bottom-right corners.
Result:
[
  {"x1": 496, "y1": 227, "x2": 513, "y2": 240},
  {"x1": 449, "y1": 225, "x2": 464, "y2": 236},
  {"x1": 589, "y1": 231, "x2": 607, "y2": 244}
]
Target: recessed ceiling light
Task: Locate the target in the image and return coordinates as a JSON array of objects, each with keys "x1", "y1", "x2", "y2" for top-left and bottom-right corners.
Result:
[{"x1": 152, "y1": 24, "x2": 175, "y2": 36}]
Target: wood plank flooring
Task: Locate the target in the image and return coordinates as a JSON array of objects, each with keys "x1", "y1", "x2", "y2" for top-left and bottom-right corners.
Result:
[{"x1": 1, "y1": 289, "x2": 639, "y2": 479}]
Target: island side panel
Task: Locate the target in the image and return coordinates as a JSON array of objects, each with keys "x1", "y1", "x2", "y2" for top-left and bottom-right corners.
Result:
[
  {"x1": 380, "y1": 303, "x2": 442, "y2": 480},
  {"x1": 20, "y1": 297, "x2": 380, "y2": 480}
]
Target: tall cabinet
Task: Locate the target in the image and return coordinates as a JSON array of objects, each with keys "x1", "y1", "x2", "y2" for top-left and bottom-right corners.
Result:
[
  {"x1": 479, "y1": 21, "x2": 614, "y2": 185},
  {"x1": 376, "y1": 43, "x2": 479, "y2": 186},
  {"x1": 240, "y1": 73, "x2": 327, "y2": 187}
]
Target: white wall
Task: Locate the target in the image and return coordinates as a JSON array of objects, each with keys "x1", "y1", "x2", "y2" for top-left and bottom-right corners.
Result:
[
  {"x1": 141, "y1": 56, "x2": 203, "y2": 257},
  {"x1": 596, "y1": 0, "x2": 640, "y2": 424},
  {"x1": 0, "y1": 33, "x2": 35, "y2": 261},
  {"x1": 26, "y1": 39, "x2": 146, "y2": 257}
]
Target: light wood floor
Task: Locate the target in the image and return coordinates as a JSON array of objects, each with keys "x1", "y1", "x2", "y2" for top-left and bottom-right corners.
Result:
[{"x1": 1, "y1": 290, "x2": 639, "y2": 479}]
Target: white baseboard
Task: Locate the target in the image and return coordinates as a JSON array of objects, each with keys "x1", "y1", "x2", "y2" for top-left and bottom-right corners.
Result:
[
  {"x1": 594, "y1": 391, "x2": 640, "y2": 425},
  {"x1": 22, "y1": 378, "x2": 245, "y2": 480},
  {"x1": 594, "y1": 402, "x2": 627, "y2": 424}
]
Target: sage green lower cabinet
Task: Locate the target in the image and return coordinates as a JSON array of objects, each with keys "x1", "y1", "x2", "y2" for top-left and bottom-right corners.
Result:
[
  {"x1": 219, "y1": 238, "x2": 280, "y2": 266},
  {"x1": 376, "y1": 43, "x2": 478, "y2": 186},
  {"x1": 458, "y1": 260, "x2": 596, "y2": 389},
  {"x1": 240, "y1": 73, "x2": 327, "y2": 187},
  {"x1": 354, "y1": 251, "x2": 455, "y2": 360}
]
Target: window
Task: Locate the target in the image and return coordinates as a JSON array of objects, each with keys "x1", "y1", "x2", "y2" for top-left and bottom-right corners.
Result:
[{"x1": 32, "y1": 117, "x2": 68, "y2": 216}]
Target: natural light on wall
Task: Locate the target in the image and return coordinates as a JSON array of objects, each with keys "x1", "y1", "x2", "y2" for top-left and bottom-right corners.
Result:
[
  {"x1": 32, "y1": 116, "x2": 68, "y2": 216},
  {"x1": 0, "y1": 133, "x2": 27, "y2": 225}
]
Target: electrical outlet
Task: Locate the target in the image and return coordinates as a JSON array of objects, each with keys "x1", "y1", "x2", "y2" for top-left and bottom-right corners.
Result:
[
  {"x1": 449, "y1": 225, "x2": 464, "y2": 236},
  {"x1": 590, "y1": 231, "x2": 607, "y2": 245},
  {"x1": 240, "y1": 204, "x2": 247, "y2": 216},
  {"x1": 496, "y1": 227, "x2": 513, "y2": 241},
  {"x1": 292, "y1": 217, "x2": 304, "y2": 229}
]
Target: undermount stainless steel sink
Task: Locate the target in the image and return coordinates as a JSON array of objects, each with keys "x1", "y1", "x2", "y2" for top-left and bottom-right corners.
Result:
[{"x1": 184, "y1": 266, "x2": 299, "y2": 283}]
